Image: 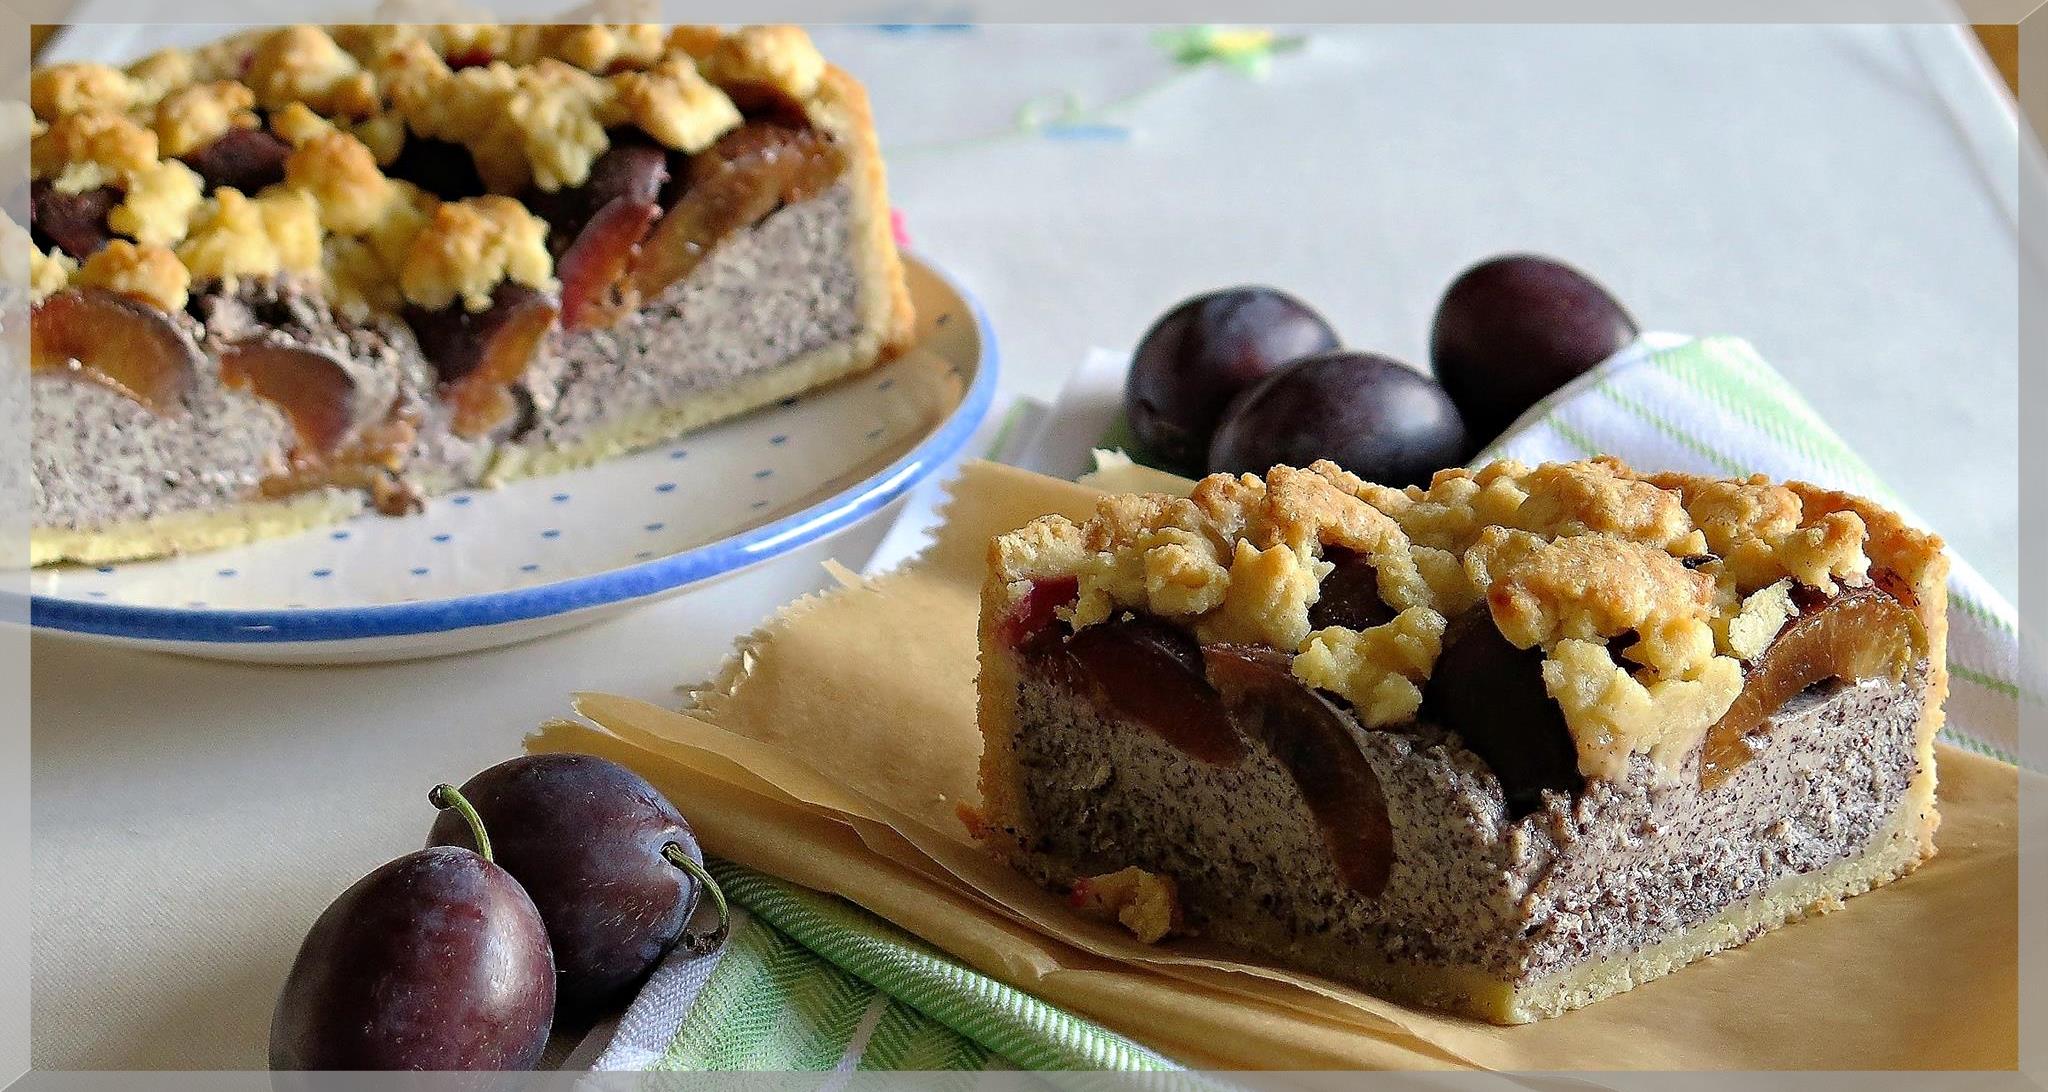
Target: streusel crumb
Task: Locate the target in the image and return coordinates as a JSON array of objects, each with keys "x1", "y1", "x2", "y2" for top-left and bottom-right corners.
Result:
[
  {"x1": 665, "y1": 25, "x2": 726, "y2": 60},
  {"x1": 1481, "y1": 533, "x2": 1715, "y2": 668},
  {"x1": 30, "y1": 63, "x2": 140, "y2": 120},
  {"x1": 29, "y1": 246, "x2": 76, "y2": 303},
  {"x1": 611, "y1": 56, "x2": 744, "y2": 153},
  {"x1": 1721, "y1": 579, "x2": 1796, "y2": 662},
  {"x1": 74, "y1": 240, "x2": 192, "y2": 312},
  {"x1": 152, "y1": 80, "x2": 259, "y2": 158},
  {"x1": 285, "y1": 130, "x2": 394, "y2": 235},
  {"x1": 394, "y1": 57, "x2": 617, "y2": 193},
  {"x1": 32, "y1": 109, "x2": 158, "y2": 193},
  {"x1": 1069, "y1": 867, "x2": 1181, "y2": 944},
  {"x1": 245, "y1": 26, "x2": 378, "y2": 117},
  {"x1": 1542, "y1": 639, "x2": 1743, "y2": 782},
  {"x1": 1295, "y1": 607, "x2": 1448, "y2": 727},
  {"x1": 176, "y1": 187, "x2": 323, "y2": 289},
  {"x1": 125, "y1": 48, "x2": 196, "y2": 103},
  {"x1": 399, "y1": 195, "x2": 554, "y2": 312},
  {"x1": 107, "y1": 159, "x2": 205, "y2": 248},
  {"x1": 349, "y1": 114, "x2": 408, "y2": 166},
  {"x1": 1649, "y1": 473, "x2": 1871, "y2": 595},
  {"x1": 538, "y1": 23, "x2": 667, "y2": 73},
  {"x1": 699, "y1": 25, "x2": 827, "y2": 100}
]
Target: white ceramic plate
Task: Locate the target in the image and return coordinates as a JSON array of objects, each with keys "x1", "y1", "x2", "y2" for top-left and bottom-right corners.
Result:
[{"x1": 24, "y1": 257, "x2": 997, "y2": 664}]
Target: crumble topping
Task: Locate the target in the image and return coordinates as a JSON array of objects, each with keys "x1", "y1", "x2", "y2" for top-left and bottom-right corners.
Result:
[
  {"x1": 107, "y1": 159, "x2": 205, "y2": 248},
  {"x1": 1196, "y1": 540, "x2": 1333, "y2": 651},
  {"x1": 124, "y1": 48, "x2": 195, "y2": 103},
  {"x1": 152, "y1": 80, "x2": 259, "y2": 158},
  {"x1": 613, "y1": 56, "x2": 746, "y2": 154},
  {"x1": 1481, "y1": 533, "x2": 1717, "y2": 677},
  {"x1": 245, "y1": 26, "x2": 379, "y2": 118},
  {"x1": 399, "y1": 196, "x2": 555, "y2": 312},
  {"x1": 1651, "y1": 474, "x2": 1869, "y2": 594},
  {"x1": 1543, "y1": 639, "x2": 1743, "y2": 782},
  {"x1": 699, "y1": 24, "x2": 828, "y2": 100},
  {"x1": 176, "y1": 187, "x2": 322, "y2": 289},
  {"x1": 990, "y1": 458, "x2": 1915, "y2": 783},
  {"x1": 30, "y1": 63, "x2": 143, "y2": 120},
  {"x1": 1295, "y1": 607, "x2": 1448, "y2": 727},
  {"x1": 32, "y1": 108, "x2": 158, "y2": 192},
  {"x1": 285, "y1": 130, "x2": 394, "y2": 234},
  {"x1": 391, "y1": 57, "x2": 618, "y2": 194},
  {"x1": 1721, "y1": 579, "x2": 1798, "y2": 662},
  {"x1": 74, "y1": 239, "x2": 191, "y2": 312},
  {"x1": 27, "y1": 23, "x2": 841, "y2": 318},
  {"x1": 29, "y1": 246, "x2": 75, "y2": 303},
  {"x1": 666, "y1": 25, "x2": 727, "y2": 60},
  {"x1": 1068, "y1": 867, "x2": 1181, "y2": 944},
  {"x1": 534, "y1": 23, "x2": 668, "y2": 73}
]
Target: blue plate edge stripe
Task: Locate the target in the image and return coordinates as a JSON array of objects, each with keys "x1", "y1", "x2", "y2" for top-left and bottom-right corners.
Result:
[{"x1": 22, "y1": 259, "x2": 999, "y2": 644}]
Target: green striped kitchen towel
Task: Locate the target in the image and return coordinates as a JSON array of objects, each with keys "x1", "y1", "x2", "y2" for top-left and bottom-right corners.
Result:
[
  {"x1": 583, "y1": 859, "x2": 1178, "y2": 1072},
  {"x1": 591, "y1": 333, "x2": 2021, "y2": 1072}
]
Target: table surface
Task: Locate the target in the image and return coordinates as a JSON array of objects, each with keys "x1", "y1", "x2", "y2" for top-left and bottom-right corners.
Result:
[{"x1": 30, "y1": 22, "x2": 2023, "y2": 1069}]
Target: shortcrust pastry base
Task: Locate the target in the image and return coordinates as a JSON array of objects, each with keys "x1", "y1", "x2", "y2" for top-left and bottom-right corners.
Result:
[
  {"x1": 30, "y1": 489, "x2": 363, "y2": 567},
  {"x1": 484, "y1": 330, "x2": 886, "y2": 484}
]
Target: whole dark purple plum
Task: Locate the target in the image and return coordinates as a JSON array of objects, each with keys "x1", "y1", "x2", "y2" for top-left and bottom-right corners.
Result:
[
  {"x1": 1429, "y1": 254, "x2": 1638, "y2": 443},
  {"x1": 270, "y1": 788, "x2": 554, "y2": 1071},
  {"x1": 427, "y1": 754, "x2": 723, "y2": 1018},
  {"x1": 1125, "y1": 287, "x2": 1339, "y2": 472},
  {"x1": 1206, "y1": 350, "x2": 1468, "y2": 489}
]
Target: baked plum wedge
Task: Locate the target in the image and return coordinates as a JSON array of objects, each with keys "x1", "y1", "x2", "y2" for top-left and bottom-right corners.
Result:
[
  {"x1": 1701, "y1": 585, "x2": 1916, "y2": 789},
  {"x1": 557, "y1": 198, "x2": 661, "y2": 330},
  {"x1": 1309, "y1": 547, "x2": 1398, "y2": 632},
  {"x1": 1421, "y1": 607, "x2": 1584, "y2": 816},
  {"x1": 31, "y1": 288, "x2": 199, "y2": 415},
  {"x1": 1204, "y1": 644, "x2": 1394, "y2": 896},
  {"x1": 1057, "y1": 615, "x2": 1241, "y2": 764},
  {"x1": 629, "y1": 120, "x2": 845, "y2": 301},
  {"x1": 180, "y1": 127, "x2": 291, "y2": 195},
  {"x1": 219, "y1": 341, "x2": 360, "y2": 459},
  {"x1": 29, "y1": 180, "x2": 119, "y2": 259},
  {"x1": 530, "y1": 139, "x2": 670, "y2": 250},
  {"x1": 405, "y1": 284, "x2": 559, "y2": 439}
]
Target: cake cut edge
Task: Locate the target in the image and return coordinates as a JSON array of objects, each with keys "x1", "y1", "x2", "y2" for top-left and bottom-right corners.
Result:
[{"x1": 485, "y1": 65, "x2": 914, "y2": 487}]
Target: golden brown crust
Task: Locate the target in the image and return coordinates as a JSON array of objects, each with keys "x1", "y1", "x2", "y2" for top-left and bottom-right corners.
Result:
[
  {"x1": 811, "y1": 65, "x2": 917, "y2": 356},
  {"x1": 983, "y1": 458, "x2": 1946, "y2": 787}
]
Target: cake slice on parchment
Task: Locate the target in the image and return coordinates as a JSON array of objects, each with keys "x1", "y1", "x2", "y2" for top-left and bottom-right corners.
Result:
[
  {"x1": 25, "y1": 22, "x2": 912, "y2": 566},
  {"x1": 973, "y1": 457, "x2": 1947, "y2": 1024}
]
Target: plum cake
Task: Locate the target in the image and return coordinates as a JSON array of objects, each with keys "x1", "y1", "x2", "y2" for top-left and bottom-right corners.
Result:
[
  {"x1": 974, "y1": 458, "x2": 1948, "y2": 1023},
  {"x1": 24, "y1": 23, "x2": 913, "y2": 565}
]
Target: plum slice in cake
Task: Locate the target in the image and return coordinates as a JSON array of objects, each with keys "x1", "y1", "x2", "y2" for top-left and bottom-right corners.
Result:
[
  {"x1": 973, "y1": 458, "x2": 1948, "y2": 1024},
  {"x1": 25, "y1": 23, "x2": 912, "y2": 565}
]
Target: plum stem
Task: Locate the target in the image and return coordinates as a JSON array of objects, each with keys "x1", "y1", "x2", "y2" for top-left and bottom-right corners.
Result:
[
  {"x1": 662, "y1": 842, "x2": 731, "y2": 955},
  {"x1": 428, "y1": 783, "x2": 493, "y2": 864}
]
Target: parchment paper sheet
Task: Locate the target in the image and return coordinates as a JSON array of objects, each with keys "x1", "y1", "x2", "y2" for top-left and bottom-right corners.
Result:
[{"x1": 532, "y1": 461, "x2": 2021, "y2": 1070}]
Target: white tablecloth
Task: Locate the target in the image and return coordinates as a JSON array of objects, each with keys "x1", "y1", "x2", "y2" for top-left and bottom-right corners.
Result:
[{"x1": 30, "y1": 19, "x2": 2022, "y2": 1069}]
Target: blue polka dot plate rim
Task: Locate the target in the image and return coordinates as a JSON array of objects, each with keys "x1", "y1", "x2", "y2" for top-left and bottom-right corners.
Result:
[{"x1": 24, "y1": 256, "x2": 996, "y2": 664}]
